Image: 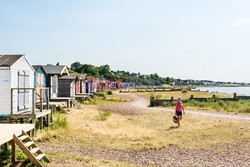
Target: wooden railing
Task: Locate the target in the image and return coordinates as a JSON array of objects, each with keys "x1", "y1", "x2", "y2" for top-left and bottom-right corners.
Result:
[
  {"x1": 36, "y1": 88, "x2": 50, "y2": 112},
  {"x1": 11, "y1": 88, "x2": 50, "y2": 115}
]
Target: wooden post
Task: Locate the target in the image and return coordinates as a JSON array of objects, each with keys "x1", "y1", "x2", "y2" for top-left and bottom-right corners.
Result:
[
  {"x1": 32, "y1": 89, "x2": 35, "y2": 115},
  {"x1": 234, "y1": 93, "x2": 237, "y2": 100},
  {"x1": 67, "y1": 100, "x2": 69, "y2": 108},
  {"x1": 171, "y1": 97, "x2": 174, "y2": 102},
  {"x1": 20, "y1": 118, "x2": 24, "y2": 124},
  {"x1": 190, "y1": 95, "x2": 194, "y2": 100},
  {"x1": 11, "y1": 89, "x2": 13, "y2": 115},
  {"x1": 50, "y1": 109, "x2": 53, "y2": 123},
  {"x1": 150, "y1": 96, "x2": 155, "y2": 107},
  {"x1": 39, "y1": 117, "x2": 43, "y2": 130},
  {"x1": 11, "y1": 140, "x2": 16, "y2": 163},
  {"x1": 46, "y1": 88, "x2": 49, "y2": 109},
  {"x1": 31, "y1": 118, "x2": 36, "y2": 136},
  {"x1": 40, "y1": 89, "x2": 43, "y2": 112},
  {"x1": 47, "y1": 114, "x2": 50, "y2": 126}
]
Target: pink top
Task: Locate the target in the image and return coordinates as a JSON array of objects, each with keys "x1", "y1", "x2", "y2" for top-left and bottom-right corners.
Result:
[{"x1": 176, "y1": 101, "x2": 183, "y2": 112}]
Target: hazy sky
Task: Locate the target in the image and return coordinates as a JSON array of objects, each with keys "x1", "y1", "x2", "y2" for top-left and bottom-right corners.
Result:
[{"x1": 1, "y1": 0, "x2": 250, "y2": 82}]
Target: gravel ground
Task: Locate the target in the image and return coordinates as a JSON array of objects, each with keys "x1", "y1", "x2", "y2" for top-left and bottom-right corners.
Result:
[{"x1": 40, "y1": 142, "x2": 250, "y2": 167}]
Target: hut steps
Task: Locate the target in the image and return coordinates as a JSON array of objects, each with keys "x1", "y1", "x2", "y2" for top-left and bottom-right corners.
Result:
[{"x1": 13, "y1": 130, "x2": 50, "y2": 167}]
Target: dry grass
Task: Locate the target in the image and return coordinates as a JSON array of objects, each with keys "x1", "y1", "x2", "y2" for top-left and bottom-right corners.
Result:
[{"x1": 36, "y1": 105, "x2": 250, "y2": 151}]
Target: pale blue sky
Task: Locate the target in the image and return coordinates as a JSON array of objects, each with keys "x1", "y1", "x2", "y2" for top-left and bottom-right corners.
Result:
[{"x1": 1, "y1": 0, "x2": 250, "y2": 82}]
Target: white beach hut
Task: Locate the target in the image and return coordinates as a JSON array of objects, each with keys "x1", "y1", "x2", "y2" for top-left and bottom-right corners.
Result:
[{"x1": 0, "y1": 55, "x2": 35, "y2": 116}]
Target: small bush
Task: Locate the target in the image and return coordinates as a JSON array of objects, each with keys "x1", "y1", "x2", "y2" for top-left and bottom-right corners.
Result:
[
  {"x1": 106, "y1": 90, "x2": 113, "y2": 95},
  {"x1": 96, "y1": 93, "x2": 105, "y2": 97},
  {"x1": 182, "y1": 89, "x2": 188, "y2": 93},
  {"x1": 17, "y1": 151, "x2": 27, "y2": 161},
  {"x1": 0, "y1": 149, "x2": 11, "y2": 161},
  {"x1": 96, "y1": 92, "x2": 107, "y2": 100},
  {"x1": 52, "y1": 113, "x2": 68, "y2": 129},
  {"x1": 155, "y1": 94, "x2": 162, "y2": 99},
  {"x1": 98, "y1": 111, "x2": 111, "y2": 121},
  {"x1": 162, "y1": 101, "x2": 174, "y2": 107}
]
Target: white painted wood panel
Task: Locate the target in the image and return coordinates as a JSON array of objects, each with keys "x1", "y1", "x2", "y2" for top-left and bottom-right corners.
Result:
[
  {"x1": 0, "y1": 70, "x2": 11, "y2": 115},
  {"x1": 10, "y1": 57, "x2": 34, "y2": 114}
]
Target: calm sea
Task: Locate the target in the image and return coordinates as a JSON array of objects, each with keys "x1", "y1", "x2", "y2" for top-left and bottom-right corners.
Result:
[{"x1": 195, "y1": 87, "x2": 250, "y2": 96}]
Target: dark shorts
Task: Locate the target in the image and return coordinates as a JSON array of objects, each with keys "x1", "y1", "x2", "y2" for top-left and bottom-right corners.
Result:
[{"x1": 176, "y1": 111, "x2": 182, "y2": 116}]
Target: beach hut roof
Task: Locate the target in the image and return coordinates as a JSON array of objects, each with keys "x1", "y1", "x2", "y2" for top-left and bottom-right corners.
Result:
[
  {"x1": 0, "y1": 54, "x2": 23, "y2": 67},
  {"x1": 42, "y1": 65, "x2": 69, "y2": 75},
  {"x1": 59, "y1": 75, "x2": 76, "y2": 80},
  {"x1": 32, "y1": 65, "x2": 43, "y2": 71},
  {"x1": 0, "y1": 54, "x2": 35, "y2": 72}
]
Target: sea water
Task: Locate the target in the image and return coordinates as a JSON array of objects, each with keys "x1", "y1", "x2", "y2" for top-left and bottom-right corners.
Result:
[{"x1": 195, "y1": 87, "x2": 250, "y2": 96}]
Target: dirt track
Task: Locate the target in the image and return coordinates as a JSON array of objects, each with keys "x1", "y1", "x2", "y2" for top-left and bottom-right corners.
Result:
[{"x1": 124, "y1": 93, "x2": 250, "y2": 121}]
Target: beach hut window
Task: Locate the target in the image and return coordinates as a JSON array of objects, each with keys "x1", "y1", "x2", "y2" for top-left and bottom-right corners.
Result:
[{"x1": 18, "y1": 71, "x2": 30, "y2": 111}]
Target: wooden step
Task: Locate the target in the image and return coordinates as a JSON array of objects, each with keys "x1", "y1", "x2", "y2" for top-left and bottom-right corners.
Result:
[
  {"x1": 19, "y1": 135, "x2": 29, "y2": 141},
  {"x1": 13, "y1": 130, "x2": 50, "y2": 167},
  {"x1": 30, "y1": 147, "x2": 40, "y2": 154},
  {"x1": 36, "y1": 154, "x2": 45, "y2": 161},
  {"x1": 25, "y1": 141, "x2": 34, "y2": 147}
]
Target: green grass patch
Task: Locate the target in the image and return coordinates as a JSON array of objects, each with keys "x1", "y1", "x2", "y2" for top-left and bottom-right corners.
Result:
[
  {"x1": 183, "y1": 99, "x2": 250, "y2": 113},
  {"x1": 98, "y1": 111, "x2": 111, "y2": 121},
  {"x1": 52, "y1": 112, "x2": 68, "y2": 129}
]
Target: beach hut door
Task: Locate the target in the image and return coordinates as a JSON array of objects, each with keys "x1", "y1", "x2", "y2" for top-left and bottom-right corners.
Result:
[
  {"x1": 36, "y1": 73, "x2": 44, "y2": 101},
  {"x1": 51, "y1": 75, "x2": 58, "y2": 98},
  {"x1": 76, "y1": 80, "x2": 80, "y2": 94},
  {"x1": 18, "y1": 71, "x2": 30, "y2": 111}
]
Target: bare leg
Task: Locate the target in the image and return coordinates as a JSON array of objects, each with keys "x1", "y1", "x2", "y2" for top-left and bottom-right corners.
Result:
[{"x1": 178, "y1": 116, "x2": 182, "y2": 126}]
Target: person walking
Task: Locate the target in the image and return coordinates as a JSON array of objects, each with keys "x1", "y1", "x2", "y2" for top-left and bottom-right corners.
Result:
[{"x1": 176, "y1": 97, "x2": 185, "y2": 127}]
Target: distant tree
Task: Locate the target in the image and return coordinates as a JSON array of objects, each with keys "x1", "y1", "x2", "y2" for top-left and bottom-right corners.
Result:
[
  {"x1": 71, "y1": 62, "x2": 82, "y2": 73},
  {"x1": 82, "y1": 64, "x2": 99, "y2": 76},
  {"x1": 99, "y1": 65, "x2": 110, "y2": 77}
]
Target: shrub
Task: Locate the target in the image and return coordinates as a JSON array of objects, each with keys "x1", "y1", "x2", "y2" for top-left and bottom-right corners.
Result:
[
  {"x1": 106, "y1": 90, "x2": 113, "y2": 95},
  {"x1": 0, "y1": 149, "x2": 11, "y2": 161},
  {"x1": 96, "y1": 92, "x2": 105, "y2": 97},
  {"x1": 98, "y1": 111, "x2": 111, "y2": 121},
  {"x1": 52, "y1": 113, "x2": 68, "y2": 129},
  {"x1": 182, "y1": 89, "x2": 188, "y2": 93},
  {"x1": 155, "y1": 94, "x2": 162, "y2": 99},
  {"x1": 162, "y1": 101, "x2": 174, "y2": 107},
  {"x1": 17, "y1": 151, "x2": 27, "y2": 161},
  {"x1": 96, "y1": 92, "x2": 107, "y2": 100}
]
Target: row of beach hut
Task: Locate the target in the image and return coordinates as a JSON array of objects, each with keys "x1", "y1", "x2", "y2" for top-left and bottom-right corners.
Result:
[
  {"x1": 0, "y1": 55, "x2": 90, "y2": 120},
  {"x1": 0, "y1": 54, "x2": 124, "y2": 121},
  {"x1": 0, "y1": 54, "x2": 124, "y2": 166}
]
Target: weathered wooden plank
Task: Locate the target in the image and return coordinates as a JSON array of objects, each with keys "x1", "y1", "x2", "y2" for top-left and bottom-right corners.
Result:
[{"x1": 0, "y1": 124, "x2": 34, "y2": 145}]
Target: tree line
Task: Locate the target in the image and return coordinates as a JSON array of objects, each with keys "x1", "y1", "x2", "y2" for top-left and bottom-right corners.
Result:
[{"x1": 70, "y1": 62, "x2": 175, "y2": 85}]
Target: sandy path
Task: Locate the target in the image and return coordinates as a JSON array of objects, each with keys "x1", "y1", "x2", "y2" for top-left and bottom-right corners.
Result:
[{"x1": 123, "y1": 93, "x2": 250, "y2": 121}]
